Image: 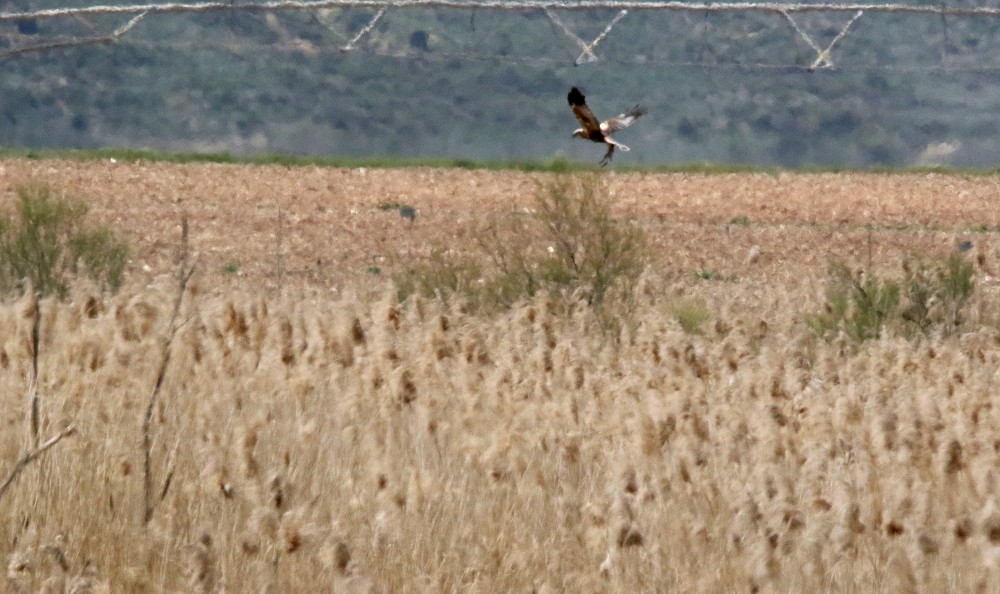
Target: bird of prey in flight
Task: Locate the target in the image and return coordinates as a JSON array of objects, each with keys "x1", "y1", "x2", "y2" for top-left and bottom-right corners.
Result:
[{"x1": 568, "y1": 87, "x2": 647, "y2": 166}]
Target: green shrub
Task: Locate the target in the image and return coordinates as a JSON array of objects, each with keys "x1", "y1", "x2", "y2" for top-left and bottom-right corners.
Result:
[
  {"x1": 395, "y1": 248, "x2": 487, "y2": 307},
  {"x1": 695, "y1": 269, "x2": 737, "y2": 282},
  {"x1": 669, "y1": 300, "x2": 712, "y2": 335},
  {"x1": 900, "y1": 253, "x2": 974, "y2": 334},
  {"x1": 395, "y1": 174, "x2": 648, "y2": 321},
  {"x1": 0, "y1": 186, "x2": 129, "y2": 298},
  {"x1": 522, "y1": 174, "x2": 647, "y2": 308},
  {"x1": 810, "y1": 253, "x2": 976, "y2": 343},
  {"x1": 807, "y1": 262, "x2": 899, "y2": 343}
]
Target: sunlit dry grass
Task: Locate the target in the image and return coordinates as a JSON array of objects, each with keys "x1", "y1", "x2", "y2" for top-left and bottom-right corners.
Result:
[
  {"x1": 2, "y1": 159, "x2": 999, "y2": 592},
  {"x1": 1, "y1": 263, "x2": 1000, "y2": 593}
]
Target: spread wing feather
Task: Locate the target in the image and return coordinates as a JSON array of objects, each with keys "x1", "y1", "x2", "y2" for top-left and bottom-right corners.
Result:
[{"x1": 601, "y1": 105, "x2": 648, "y2": 134}]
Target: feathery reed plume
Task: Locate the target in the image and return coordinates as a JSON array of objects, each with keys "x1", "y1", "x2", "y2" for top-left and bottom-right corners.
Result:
[
  {"x1": 66, "y1": 572, "x2": 104, "y2": 594},
  {"x1": 981, "y1": 500, "x2": 1000, "y2": 545},
  {"x1": 268, "y1": 472, "x2": 285, "y2": 510},
  {"x1": 885, "y1": 549, "x2": 918, "y2": 594},
  {"x1": 7, "y1": 550, "x2": 33, "y2": 580},
  {"x1": 943, "y1": 438, "x2": 964, "y2": 475},
  {"x1": 351, "y1": 317, "x2": 366, "y2": 346},
  {"x1": 332, "y1": 540, "x2": 350, "y2": 574},
  {"x1": 242, "y1": 421, "x2": 263, "y2": 480},
  {"x1": 39, "y1": 576, "x2": 65, "y2": 594},
  {"x1": 395, "y1": 368, "x2": 417, "y2": 405},
  {"x1": 187, "y1": 532, "x2": 215, "y2": 594}
]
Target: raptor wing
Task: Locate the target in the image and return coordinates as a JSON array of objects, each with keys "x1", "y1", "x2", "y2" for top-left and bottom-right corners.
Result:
[
  {"x1": 568, "y1": 87, "x2": 603, "y2": 135},
  {"x1": 601, "y1": 105, "x2": 648, "y2": 134}
]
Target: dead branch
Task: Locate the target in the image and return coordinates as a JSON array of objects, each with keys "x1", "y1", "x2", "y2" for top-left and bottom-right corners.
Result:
[
  {"x1": 0, "y1": 286, "x2": 75, "y2": 501},
  {"x1": 0, "y1": 425, "x2": 76, "y2": 501},
  {"x1": 142, "y1": 215, "x2": 198, "y2": 526},
  {"x1": 275, "y1": 207, "x2": 284, "y2": 293},
  {"x1": 28, "y1": 291, "x2": 41, "y2": 449}
]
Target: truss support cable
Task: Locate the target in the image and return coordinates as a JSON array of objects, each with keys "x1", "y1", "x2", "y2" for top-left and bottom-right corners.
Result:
[
  {"x1": 576, "y1": 9, "x2": 627, "y2": 65},
  {"x1": 340, "y1": 6, "x2": 386, "y2": 51},
  {"x1": 546, "y1": 8, "x2": 626, "y2": 64},
  {"x1": 781, "y1": 8, "x2": 862, "y2": 70},
  {"x1": 7, "y1": 0, "x2": 1000, "y2": 24}
]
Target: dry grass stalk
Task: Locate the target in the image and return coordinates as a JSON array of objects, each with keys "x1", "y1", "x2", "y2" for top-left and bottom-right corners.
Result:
[
  {"x1": 0, "y1": 424, "x2": 75, "y2": 501},
  {"x1": 0, "y1": 231, "x2": 997, "y2": 590},
  {"x1": 0, "y1": 286, "x2": 76, "y2": 504},
  {"x1": 28, "y1": 290, "x2": 40, "y2": 449},
  {"x1": 142, "y1": 215, "x2": 198, "y2": 526}
]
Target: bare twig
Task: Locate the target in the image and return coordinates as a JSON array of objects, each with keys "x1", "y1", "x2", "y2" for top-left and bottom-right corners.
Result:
[
  {"x1": 0, "y1": 425, "x2": 76, "y2": 501},
  {"x1": 0, "y1": 287, "x2": 75, "y2": 502},
  {"x1": 179, "y1": 213, "x2": 190, "y2": 267},
  {"x1": 275, "y1": 207, "x2": 284, "y2": 293},
  {"x1": 29, "y1": 291, "x2": 41, "y2": 449},
  {"x1": 142, "y1": 215, "x2": 198, "y2": 526},
  {"x1": 867, "y1": 222, "x2": 874, "y2": 273},
  {"x1": 158, "y1": 436, "x2": 181, "y2": 505}
]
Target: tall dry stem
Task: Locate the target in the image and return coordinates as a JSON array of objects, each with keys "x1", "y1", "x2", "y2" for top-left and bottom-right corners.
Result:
[{"x1": 142, "y1": 214, "x2": 197, "y2": 526}]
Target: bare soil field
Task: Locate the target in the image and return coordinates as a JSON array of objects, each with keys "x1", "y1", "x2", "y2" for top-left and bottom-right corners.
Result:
[{"x1": 1, "y1": 159, "x2": 998, "y2": 289}]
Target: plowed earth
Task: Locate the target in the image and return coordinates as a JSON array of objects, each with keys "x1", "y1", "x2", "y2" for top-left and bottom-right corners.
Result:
[{"x1": 2, "y1": 159, "x2": 998, "y2": 291}]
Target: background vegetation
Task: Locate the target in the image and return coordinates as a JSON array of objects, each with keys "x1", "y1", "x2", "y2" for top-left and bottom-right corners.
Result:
[{"x1": 3, "y1": 1, "x2": 1000, "y2": 167}]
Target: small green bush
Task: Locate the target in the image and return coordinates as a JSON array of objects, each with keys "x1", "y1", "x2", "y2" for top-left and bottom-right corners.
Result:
[
  {"x1": 522, "y1": 174, "x2": 647, "y2": 308},
  {"x1": 695, "y1": 269, "x2": 736, "y2": 282},
  {"x1": 810, "y1": 253, "x2": 976, "y2": 343},
  {"x1": 394, "y1": 174, "x2": 648, "y2": 322},
  {"x1": 0, "y1": 186, "x2": 129, "y2": 298},
  {"x1": 900, "y1": 253, "x2": 974, "y2": 333},
  {"x1": 807, "y1": 262, "x2": 899, "y2": 343},
  {"x1": 395, "y1": 248, "x2": 487, "y2": 307},
  {"x1": 669, "y1": 300, "x2": 712, "y2": 335}
]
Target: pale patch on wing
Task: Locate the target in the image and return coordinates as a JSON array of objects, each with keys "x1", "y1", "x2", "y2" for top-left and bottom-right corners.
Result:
[{"x1": 600, "y1": 105, "x2": 648, "y2": 134}]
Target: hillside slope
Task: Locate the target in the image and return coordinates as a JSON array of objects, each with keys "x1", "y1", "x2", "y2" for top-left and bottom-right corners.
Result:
[{"x1": 3, "y1": 2, "x2": 1000, "y2": 167}]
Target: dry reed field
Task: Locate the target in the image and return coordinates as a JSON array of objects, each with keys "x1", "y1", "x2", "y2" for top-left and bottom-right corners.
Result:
[{"x1": 2, "y1": 159, "x2": 1000, "y2": 592}]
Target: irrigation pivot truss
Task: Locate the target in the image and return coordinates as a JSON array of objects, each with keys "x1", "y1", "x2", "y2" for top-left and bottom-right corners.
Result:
[{"x1": 3, "y1": 0, "x2": 1000, "y2": 67}]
